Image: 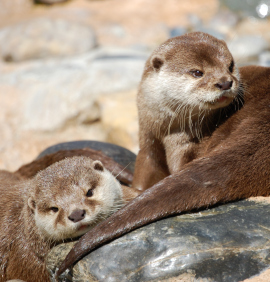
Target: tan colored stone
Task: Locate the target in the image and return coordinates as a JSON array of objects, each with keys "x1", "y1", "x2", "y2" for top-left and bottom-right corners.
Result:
[
  {"x1": 97, "y1": 90, "x2": 139, "y2": 154},
  {"x1": 242, "y1": 268, "x2": 270, "y2": 282},
  {"x1": 0, "y1": 0, "x2": 32, "y2": 18},
  {"x1": 234, "y1": 17, "x2": 270, "y2": 44},
  {"x1": 0, "y1": 122, "x2": 108, "y2": 171}
]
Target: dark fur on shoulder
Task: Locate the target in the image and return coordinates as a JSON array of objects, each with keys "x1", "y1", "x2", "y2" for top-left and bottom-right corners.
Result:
[{"x1": 15, "y1": 148, "x2": 133, "y2": 186}]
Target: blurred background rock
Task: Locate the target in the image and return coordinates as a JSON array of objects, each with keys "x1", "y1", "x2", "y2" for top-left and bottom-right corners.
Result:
[{"x1": 0, "y1": 0, "x2": 270, "y2": 172}]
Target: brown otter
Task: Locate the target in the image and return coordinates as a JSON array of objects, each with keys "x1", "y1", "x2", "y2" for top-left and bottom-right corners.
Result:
[
  {"x1": 0, "y1": 156, "x2": 138, "y2": 282},
  {"x1": 15, "y1": 147, "x2": 134, "y2": 186},
  {"x1": 133, "y1": 32, "x2": 242, "y2": 190},
  {"x1": 55, "y1": 33, "x2": 270, "y2": 277}
]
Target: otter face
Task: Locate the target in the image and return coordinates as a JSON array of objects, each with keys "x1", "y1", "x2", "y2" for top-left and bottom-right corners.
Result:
[
  {"x1": 28, "y1": 157, "x2": 123, "y2": 241},
  {"x1": 141, "y1": 32, "x2": 241, "y2": 113}
]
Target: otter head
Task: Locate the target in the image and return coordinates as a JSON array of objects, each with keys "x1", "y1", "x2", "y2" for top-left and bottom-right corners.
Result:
[
  {"x1": 27, "y1": 156, "x2": 123, "y2": 241},
  {"x1": 141, "y1": 32, "x2": 240, "y2": 114}
]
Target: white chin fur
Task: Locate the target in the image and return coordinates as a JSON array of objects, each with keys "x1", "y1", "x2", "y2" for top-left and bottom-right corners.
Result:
[
  {"x1": 142, "y1": 71, "x2": 196, "y2": 108},
  {"x1": 142, "y1": 71, "x2": 238, "y2": 111}
]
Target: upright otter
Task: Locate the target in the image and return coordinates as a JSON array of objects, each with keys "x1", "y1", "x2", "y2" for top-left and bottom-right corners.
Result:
[
  {"x1": 133, "y1": 32, "x2": 242, "y2": 190},
  {"x1": 55, "y1": 33, "x2": 270, "y2": 276},
  {"x1": 0, "y1": 156, "x2": 138, "y2": 282}
]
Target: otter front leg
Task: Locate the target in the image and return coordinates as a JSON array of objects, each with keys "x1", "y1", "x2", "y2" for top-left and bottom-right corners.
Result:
[
  {"x1": 163, "y1": 132, "x2": 197, "y2": 174},
  {"x1": 132, "y1": 142, "x2": 169, "y2": 191}
]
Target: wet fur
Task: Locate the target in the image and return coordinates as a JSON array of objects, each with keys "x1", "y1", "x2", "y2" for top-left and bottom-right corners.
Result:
[{"x1": 56, "y1": 34, "x2": 270, "y2": 276}]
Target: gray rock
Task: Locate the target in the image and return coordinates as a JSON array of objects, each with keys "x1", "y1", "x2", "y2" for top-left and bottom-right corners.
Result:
[
  {"x1": 219, "y1": 0, "x2": 267, "y2": 18},
  {"x1": 0, "y1": 18, "x2": 97, "y2": 61},
  {"x1": 208, "y1": 10, "x2": 239, "y2": 34},
  {"x1": 50, "y1": 200, "x2": 270, "y2": 282},
  {"x1": 0, "y1": 47, "x2": 147, "y2": 131},
  {"x1": 228, "y1": 35, "x2": 268, "y2": 62},
  {"x1": 169, "y1": 27, "x2": 187, "y2": 38},
  {"x1": 195, "y1": 28, "x2": 226, "y2": 40},
  {"x1": 259, "y1": 51, "x2": 270, "y2": 66}
]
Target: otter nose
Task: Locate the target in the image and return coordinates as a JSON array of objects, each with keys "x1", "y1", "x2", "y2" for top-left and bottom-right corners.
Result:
[
  {"x1": 215, "y1": 81, "x2": 233, "y2": 90},
  {"x1": 68, "y1": 209, "x2": 86, "y2": 223}
]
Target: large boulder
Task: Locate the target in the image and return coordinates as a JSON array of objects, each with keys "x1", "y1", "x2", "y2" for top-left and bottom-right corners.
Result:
[
  {"x1": 49, "y1": 199, "x2": 270, "y2": 282},
  {"x1": 0, "y1": 18, "x2": 97, "y2": 61}
]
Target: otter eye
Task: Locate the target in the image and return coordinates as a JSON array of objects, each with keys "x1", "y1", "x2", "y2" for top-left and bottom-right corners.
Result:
[
  {"x1": 190, "y1": 70, "x2": 203, "y2": 78},
  {"x1": 229, "y1": 60, "x2": 234, "y2": 73},
  {"x1": 86, "y1": 189, "x2": 93, "y2": 197},
  {"x1": 50, "y1": 207, "x2": 58, "y2": 213}
]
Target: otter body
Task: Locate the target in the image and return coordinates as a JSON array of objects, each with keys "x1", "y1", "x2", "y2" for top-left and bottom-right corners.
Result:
[
  {"x1": 54, "y1": 33, "x2": 270, "y2": 276},
  {"x1": 133, "y1": 32, "x2": 242, "y2": 190},
  {"x1": 0, "y1": 156, "x2": 132, "y2": 282}
]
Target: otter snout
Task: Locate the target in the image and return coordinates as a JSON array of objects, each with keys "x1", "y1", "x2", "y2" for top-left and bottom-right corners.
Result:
[
  {"x1": 68, "y1": 209, "x2": 86, "y2": 223},
  {"x1": 215, "y1": 81, "x2": 233, "y2": 91}
]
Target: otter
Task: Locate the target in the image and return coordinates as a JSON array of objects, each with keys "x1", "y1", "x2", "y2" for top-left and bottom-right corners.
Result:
[
  {"x1": 15, "y1": 147, "x2": 134, "y2": 186},
  {"x1": 133, "y1": 32, "x2": 242, "y2": 190},
  {"x1": 0, "y1": 156, "x2": 138, "y2": 282},
  {"x1": 55, "y1": 32, "x2": 270, "y2": 277}
]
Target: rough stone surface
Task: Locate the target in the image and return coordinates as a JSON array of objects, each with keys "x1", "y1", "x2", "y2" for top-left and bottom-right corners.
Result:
[
  {"x1": 50, "y1": 200, "x2": 270, "y2": 282},
  {"x1": 0, "y1": 48, "x2": 145, "y2": 131},
  {"x1": 0, "y1": 47, "x2": 146, "y2": 170},
  {"x1": 0, "y1": 18, "x2": 97, "y2": 61}
]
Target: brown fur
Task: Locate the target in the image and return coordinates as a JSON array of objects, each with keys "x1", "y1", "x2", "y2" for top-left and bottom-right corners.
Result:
[
  {"x1": 0, "y1": 156, "x2": 138, "y2": 282},
  {"x1": 15, "y1": 148, "x2": 133, "y2": 186},
  {"x1": 56, "y1": 33, "x2": 270, "y2": 276},
  {"x1": 133, "y1": 32, "x2": 242, "y2": 190}
]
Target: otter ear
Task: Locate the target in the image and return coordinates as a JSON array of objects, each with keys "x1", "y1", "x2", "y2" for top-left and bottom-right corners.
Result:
[
  {"x1": 28, "y1": 197, "x2": 36, "y2": 211},
  {"x1": 93, "y1": 160, "x2": 104, "y2": 172},
  {"x1": 151, "y1": 56, "x2": 164, "y2": 70}
]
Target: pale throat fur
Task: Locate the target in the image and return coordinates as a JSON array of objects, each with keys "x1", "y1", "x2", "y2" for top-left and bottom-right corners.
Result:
[{"x1": 136, "y1": 32, "x2": 243, "y2": 177}]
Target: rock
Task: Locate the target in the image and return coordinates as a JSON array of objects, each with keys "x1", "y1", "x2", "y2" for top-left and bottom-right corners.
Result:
[
  {"x1": 208, "y1": 10, "x2": 239, "y2": 34},
  {"x1": 98, "y1": 90, "x2": 139, "y2": 153},
  {"x1": 169, "y1": 27, "x2": 187, "y2": 38},
  {"x1": 219, "y1": 0, "x2": 262, "y2": 18},
  {"x1": 0, "y1": 47, "x2": 146, "y2": 132},
  {"x1": 195, "y1": 27, "x2": 225, "y2": 40},
  {"x1": 0, "y1": 47, "x2": 145, "y2": 170},
  {"x1": 37, "y1": 140, "x2": 137, "y2": 173},
  {"x1": 259, "y1": 51, "x2": 270, "y2": 66},
  {"x1": 243, "y1": 267, "x2": 270, "y2": 282},
  {"x1": 228, "y1": 35, "x2": 268, "y2": 62},
  {"x1": 49, "y1": 199, "x2": 270, "y2": 282},
  {"x1": 0, "y1": 0, "x2": 32, "y2": 18},
  {"x1": 234, "y1": 17, "x2": 270, "y2": 46},
  {"x1": 0, "y1": 18, "x2": 97, "y2": 62}
]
